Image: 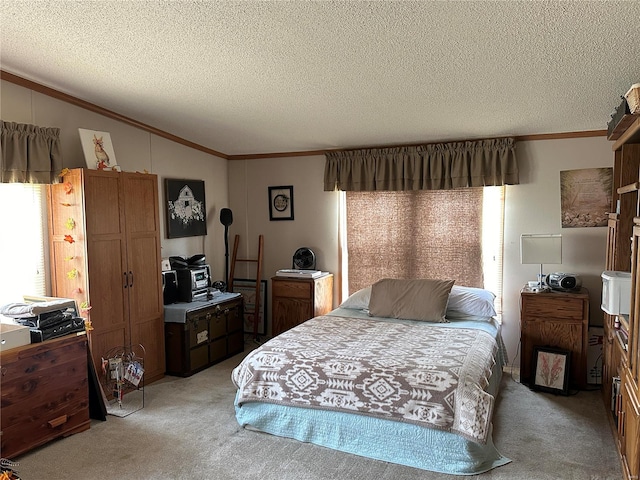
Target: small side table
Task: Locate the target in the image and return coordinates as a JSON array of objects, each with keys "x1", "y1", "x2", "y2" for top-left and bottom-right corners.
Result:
[
  {"x1": 520, "y1": 286, "x2": 590, "y2": 389},
  {"x1": 271, "y1": 273, "x2": 333, "y2": 336}
]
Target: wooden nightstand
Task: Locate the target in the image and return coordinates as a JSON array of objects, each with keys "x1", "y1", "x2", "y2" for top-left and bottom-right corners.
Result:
[
  {"x1": 520, "y1": 287, "x2": 589, "y2": 390},
  {"x1": 271, "y1": 274, "x2": 333, "y2": 336}
]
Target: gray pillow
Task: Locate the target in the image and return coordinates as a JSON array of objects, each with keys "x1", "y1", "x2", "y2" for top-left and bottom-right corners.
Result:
[{"x1": 368, "y1": 278, "x2": 455, "y2": 322}]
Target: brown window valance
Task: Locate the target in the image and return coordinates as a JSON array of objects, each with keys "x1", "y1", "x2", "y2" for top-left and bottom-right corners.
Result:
[
  {"x1": 324, "y1": 138, "x2": 518, "y2": 191},
  {"x1": 1, "y1": 121, "x2": 63, "y2": 184}
]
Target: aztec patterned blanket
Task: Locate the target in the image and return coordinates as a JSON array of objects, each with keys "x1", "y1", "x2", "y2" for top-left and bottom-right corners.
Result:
[{"x1": 232, "y1": 315, "x2": 498, "y2": 444}]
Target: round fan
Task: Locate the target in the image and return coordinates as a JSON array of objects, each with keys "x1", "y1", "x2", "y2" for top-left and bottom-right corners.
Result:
[{"x1": 293, "y1": 247, "x2": 316, "y2": 270}]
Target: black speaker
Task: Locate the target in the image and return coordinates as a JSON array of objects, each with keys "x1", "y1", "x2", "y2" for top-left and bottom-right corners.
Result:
[
  {"x1": 220, "y1": 208, "x2": 233, "y2": 226},
  {"x1": 162, "y1": 270, "x2": 179, "y2": 305},
  {"x1": 220, "y1": 208, "x2": 233, "y2": 287}
]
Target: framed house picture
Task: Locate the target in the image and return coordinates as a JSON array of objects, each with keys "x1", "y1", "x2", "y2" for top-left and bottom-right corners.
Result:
[
  {"x1": 531, "y1": 346, "x2": 571, "y2": 395},
  {"x1": 268, "y1": 185, "x2": 294, "y2": 221},
  {"x1": 165, "y1": 179, "x2": 207, "y2": 238},
  {"x1": 232, "y1": 279, "x2": 267, "y2": 335}
]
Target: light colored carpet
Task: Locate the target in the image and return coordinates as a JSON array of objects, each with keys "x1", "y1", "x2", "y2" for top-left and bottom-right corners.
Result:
[{"x1": 16, "y1": 350, "x2": 621, "y2": 479}]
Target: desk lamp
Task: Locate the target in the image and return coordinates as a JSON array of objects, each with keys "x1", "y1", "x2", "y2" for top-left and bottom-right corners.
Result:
[{"x1": 520, "y1": 234, "x2": 562, "y2": 293}]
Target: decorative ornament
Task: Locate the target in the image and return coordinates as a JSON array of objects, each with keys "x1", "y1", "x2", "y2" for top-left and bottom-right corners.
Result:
[
  {"x1": 60, "y1": 202, "x2": 72, "y2": 207},
  {"x1": 64, "y1": 235, "x2": 75, "y2": 244},
  {"x1": 64, "y1": 255, "x2": 75, "y2": 261},
  {"x1": 72, "y1": 287, "x2": 83, "y2": 294},
  {"x1": 66, "y1": 269, "x2": 78, "y2": 279},
  {"x1": 63, "y1": 182, "x2": 73, "y2": 194},
  {"x1": 58, "y1": 168, "x2": 71, "y2": 178},
  {"x1": 65, "y1": 218, "x2": 76, "y2": 230}
]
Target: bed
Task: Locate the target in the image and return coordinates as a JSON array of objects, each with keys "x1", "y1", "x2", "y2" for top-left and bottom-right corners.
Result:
[{"x1": 231, "y1": 278, "x2": 511, "y2": 475}]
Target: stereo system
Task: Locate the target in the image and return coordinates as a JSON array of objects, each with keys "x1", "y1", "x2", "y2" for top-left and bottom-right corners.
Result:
[
  {"x1": 161, "y1": 255, "x2": 212, "y2": 303},
  {"x1": 545, "y1": 272, "x2": 582, "y2": 291}
]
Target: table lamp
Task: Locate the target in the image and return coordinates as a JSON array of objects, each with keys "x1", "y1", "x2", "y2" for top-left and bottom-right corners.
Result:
[{"x1": 520, "y1": 234, "x2": 562, "y2": 292}]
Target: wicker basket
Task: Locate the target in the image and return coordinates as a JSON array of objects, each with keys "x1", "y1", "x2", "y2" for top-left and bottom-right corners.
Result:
[{"x1": 625, "y1": 83, "x2": 640, "y2": 114}]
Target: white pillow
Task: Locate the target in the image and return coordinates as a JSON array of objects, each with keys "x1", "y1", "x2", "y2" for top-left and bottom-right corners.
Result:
[
  {"x1": 339, "y1": 286, "x2": 371, "y2": 310},
  {"x1": 447, "y1": 285, "x2": 497, "y2": 317}
]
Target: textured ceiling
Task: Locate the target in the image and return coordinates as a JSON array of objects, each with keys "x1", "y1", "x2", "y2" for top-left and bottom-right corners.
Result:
[{"x1": 1, "y1": 1, "x2": 639, "y2": 157}]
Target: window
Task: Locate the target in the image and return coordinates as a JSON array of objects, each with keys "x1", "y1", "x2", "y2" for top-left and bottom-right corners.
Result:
[
  {"x1": 342, "y1": 186, "x2": 504, "y2": 314},
  {"x1": 0, "y1": 183, "x2": 48, "y2": 305}
]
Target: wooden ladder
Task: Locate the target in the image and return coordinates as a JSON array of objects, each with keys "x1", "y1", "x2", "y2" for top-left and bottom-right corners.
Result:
[{"x1": 228, "y1": 234, "x2": 264, "y2": 340}]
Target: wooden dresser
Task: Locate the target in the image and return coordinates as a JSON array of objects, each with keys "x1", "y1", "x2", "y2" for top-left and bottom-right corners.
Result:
[
  {"x1": 520, "y1": 287, "x2": 589, "y2": 389},
  {"x1": 271, "y1": 274, "x2": 333, "y2": 336},
  {"x1": 164, "y1": 294, "x2": 244, "y2": 376},
  {"x1": 0, "y1": 333, "x2": 90, "y2": 459}
]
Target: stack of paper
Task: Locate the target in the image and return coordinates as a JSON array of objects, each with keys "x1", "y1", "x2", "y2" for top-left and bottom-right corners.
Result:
[{"x1": 276, "y1": 269, "x2": 325, "y2": 278}]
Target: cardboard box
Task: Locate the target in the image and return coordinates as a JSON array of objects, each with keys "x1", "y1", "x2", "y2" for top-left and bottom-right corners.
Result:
[{"x1": 0, "y1": 322, "x2": 31, "y2": 351}]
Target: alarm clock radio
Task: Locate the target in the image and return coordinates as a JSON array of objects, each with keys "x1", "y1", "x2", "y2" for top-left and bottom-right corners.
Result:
[{"x1": 546, "y1": 272, "x2": 582, "y2": 291}]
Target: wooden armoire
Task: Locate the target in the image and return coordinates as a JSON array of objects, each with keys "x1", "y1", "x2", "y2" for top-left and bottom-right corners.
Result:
[{"x1": 47, "y1": 168, "x2": 165, "y2": 384}]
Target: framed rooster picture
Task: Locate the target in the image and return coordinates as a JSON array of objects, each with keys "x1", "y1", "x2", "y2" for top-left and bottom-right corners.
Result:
[{"x1": 78, "y1": 128, "x2": 120, "y2": 171}]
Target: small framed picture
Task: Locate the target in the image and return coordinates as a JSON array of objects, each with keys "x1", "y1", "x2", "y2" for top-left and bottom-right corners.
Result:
[
  {"x1": 268, "y1": 185, "x2": 294, "y2": 221},
  {"x1": 531, "y1": 346, "x2": 571, "y2": 395},
  {"x1": 232, "y1": 279, "x2": 268, "y2": 335},
  {"x1": 78, "y1": 128, "x2": 120, "y2": 171}
]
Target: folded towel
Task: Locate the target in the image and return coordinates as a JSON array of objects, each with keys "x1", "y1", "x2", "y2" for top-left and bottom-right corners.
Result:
[{"x1": 0, "y1": 299, "x2": 75, "y2": 318}]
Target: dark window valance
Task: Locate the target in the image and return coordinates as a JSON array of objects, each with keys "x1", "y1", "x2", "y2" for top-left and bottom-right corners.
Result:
[
  {"x1": 324, "y1": 138, "x2": 518, "y2": 191},
  {"x1": 1, "y1": 121, "x2": 63, "y2": 184}
]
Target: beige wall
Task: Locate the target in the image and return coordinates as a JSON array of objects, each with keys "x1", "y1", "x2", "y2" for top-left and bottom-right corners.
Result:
[
  {"x1": 228, "y1": 137, "x2": 612, "y2": 362},
  {"x1": 2, "y1": 78, "x2": 612, "y2": 363},
  {"x1": 1, "y1": 79, "x2": 230, "y2": 282}
]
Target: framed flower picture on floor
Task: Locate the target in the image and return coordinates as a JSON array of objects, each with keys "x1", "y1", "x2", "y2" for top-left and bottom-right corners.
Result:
[{"x1": 531, "y1": 346, "x2": 571, "y2": 395}]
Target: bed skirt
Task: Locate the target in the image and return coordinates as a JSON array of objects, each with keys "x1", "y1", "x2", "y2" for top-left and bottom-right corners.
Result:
[{"x1": 234, "y1": 363, "x2": 510, "y2": 475}]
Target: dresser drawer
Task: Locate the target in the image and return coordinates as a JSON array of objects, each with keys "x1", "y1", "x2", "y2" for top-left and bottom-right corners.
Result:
[
  {"x1": 188, "y1": 314, "x2": 211, "y2": 347},
  {"x1": 0, "y1": 334, "x2": 90, "y2": 458},
  {"x1": 273, "y1": 280, "x2": 312, "y2": 299},
  {"x1": 522, "y1": 295, "x2": 584, "y2": 319}
]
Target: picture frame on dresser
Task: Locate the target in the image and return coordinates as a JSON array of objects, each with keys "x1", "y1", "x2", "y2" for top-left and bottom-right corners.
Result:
[{"x1": 532, "y1": 346, "x2": 571, "y2": 395}]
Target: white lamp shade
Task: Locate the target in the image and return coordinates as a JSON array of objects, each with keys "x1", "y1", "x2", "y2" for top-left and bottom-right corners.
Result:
[{"x1": 520, "y1": 234, "x2": 562, "y2": 265}]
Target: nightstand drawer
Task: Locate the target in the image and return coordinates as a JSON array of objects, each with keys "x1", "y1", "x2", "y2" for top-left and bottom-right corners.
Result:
[
  {"x1": 522, "y1": 295, "x2": 584, "y2": 319},
  {"x1": 273, "y1": 280, "x2": 312, "y2": 299}
]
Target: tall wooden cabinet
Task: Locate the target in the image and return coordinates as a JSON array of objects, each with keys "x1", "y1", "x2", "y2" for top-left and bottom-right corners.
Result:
[
  {"x1": 602, "y1": 116, "x2": 640, "y2": 480},
  {"x1": 47, "y1": 168, "x2": 165, "y2": 384}
]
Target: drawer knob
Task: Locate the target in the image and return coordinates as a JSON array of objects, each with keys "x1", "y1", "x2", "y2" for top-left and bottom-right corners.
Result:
[{"x1": 48, "y1": 415, "x2": 68, "y2": 428}]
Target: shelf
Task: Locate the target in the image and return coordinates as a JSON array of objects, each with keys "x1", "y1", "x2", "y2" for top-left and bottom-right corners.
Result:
[
  {"x1": 618, "y1": 182, "x2": 640, "y2": 195},
  {"x1": 613, "y1": 115, "x2": 640, "y2": 150},
  {"x1": 619, "y1": 314, "x2": 630, "y2": 332}
]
